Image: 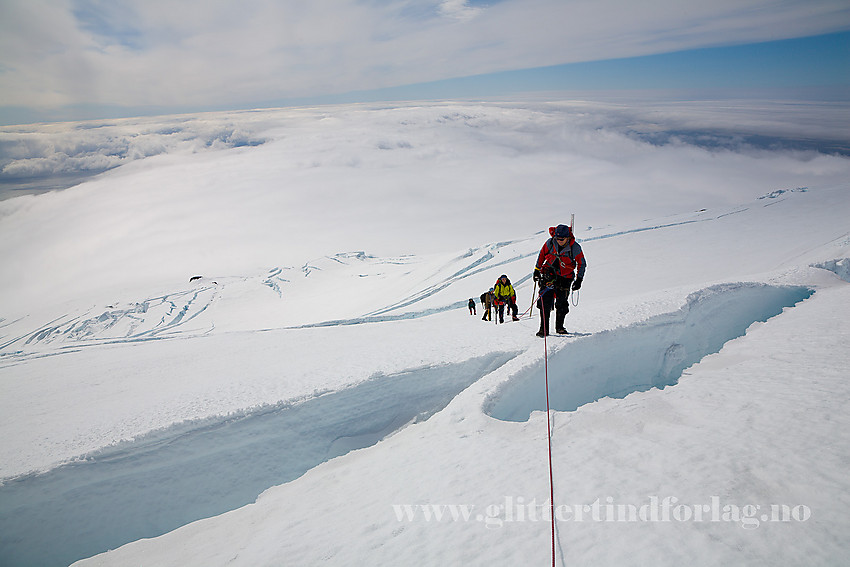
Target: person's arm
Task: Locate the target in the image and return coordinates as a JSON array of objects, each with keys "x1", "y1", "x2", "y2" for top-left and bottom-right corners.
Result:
[
  {"x1": 533, "y1": 243, "x2": 548, "y2": 281},
  {"x1": 572, "y1": 243, "x2": 586, "y2": 289}
]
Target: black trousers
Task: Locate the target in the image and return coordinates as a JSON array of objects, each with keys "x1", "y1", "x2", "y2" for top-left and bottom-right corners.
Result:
[
  {"x1": 537, "y1": 280, "x2": 571, "y2": 333},
  {"x1": 495, "y1": 300, "x2": 518, "y2": 323}
]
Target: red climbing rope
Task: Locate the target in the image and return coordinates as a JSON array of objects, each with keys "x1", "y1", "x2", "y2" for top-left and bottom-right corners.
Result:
[{"x1": 542, "y1": 292, "x2": 556, "y2": 567}]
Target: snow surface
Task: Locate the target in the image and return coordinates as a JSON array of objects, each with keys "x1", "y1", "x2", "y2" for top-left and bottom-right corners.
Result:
[{"x1": 0, "y1": 100, "x2": 849, "y2": 566}]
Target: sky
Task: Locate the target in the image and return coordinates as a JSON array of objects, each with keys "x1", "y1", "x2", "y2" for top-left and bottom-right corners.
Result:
[{"x1": 1, "y1": 0, "x2": 849, "y2": 125}]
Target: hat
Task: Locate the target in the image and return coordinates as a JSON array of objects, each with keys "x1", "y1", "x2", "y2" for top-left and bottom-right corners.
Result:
[{"x1": 553, "y1": 224, "x2": 571, "y2": 238}]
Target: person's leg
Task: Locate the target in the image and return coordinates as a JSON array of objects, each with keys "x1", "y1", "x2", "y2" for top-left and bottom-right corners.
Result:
[
  {"x1": 554, "y1": 286, "x2": 570, "y2": 333},
  {"x1": 537, "y1": 290, "x2": 554, "y2": 336}
]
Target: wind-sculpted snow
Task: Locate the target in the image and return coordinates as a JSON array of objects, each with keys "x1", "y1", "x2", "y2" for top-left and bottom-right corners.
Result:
[
  {"x1": 0, "y1": 352, "x2": 518, "y2": 567},
  {"x1": 0, "y1": 102, "x2": 846, "y2": 567},
  {"x1": 0, "y1": 241, "x2": 540, "y2": 359},
  {"x1": 814, "y1": 258, "x2": 850, "y2": 283},
  {"x1": 0, "y1": 285, "x2": 219, "y2": 356},
  {"x1": 485, "y1": 284, "x2": 814, "y2": 422},
  {"x1": 3, "y1": 201, "x2": 820, "y2": 362},
  {"x1": 758, "y1": 187, "x2": 808, "y2": 200},
  {"x1": 363, "y1": 242, "x2": 534, "y2": 318},
  {"x1": 262, "y1": 267, "x2": 289, "y2": 297},
  {"x1": 1, "y1": 190, "x2": 833, "y2": 366}
]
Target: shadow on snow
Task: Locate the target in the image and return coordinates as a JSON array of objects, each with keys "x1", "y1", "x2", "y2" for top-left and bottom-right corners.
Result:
[{"x1": 0, "y1": 352, "x2": 517, "y2": 567}]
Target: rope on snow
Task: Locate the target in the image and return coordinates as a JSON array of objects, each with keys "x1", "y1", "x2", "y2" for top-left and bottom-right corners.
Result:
[{"x1": 540, "y1": 284, "x2": 557, "y2": 567}]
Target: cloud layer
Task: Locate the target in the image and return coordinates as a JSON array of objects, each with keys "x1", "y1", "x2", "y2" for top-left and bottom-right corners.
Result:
[
  {"x1": 2, "y1": 98, "x2": 847, "y2": 198},
  {"x1": 0, "y1": 111, "x2": 271, "y2": 197},
  {"x1": 2, "y1": 100, "x2": 849, "y2": 312},
  {"x1": 2, "y1": 0, "x2": 849, "y2": 113}
]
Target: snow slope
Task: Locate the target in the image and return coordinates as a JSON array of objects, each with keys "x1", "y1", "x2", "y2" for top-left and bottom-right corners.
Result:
[
  {"x1": 0, "y1": 101, "x2": 849, "y2": 566},
  {"x1": 77, "y1": 281, "x2": 850, "y2": 567}
]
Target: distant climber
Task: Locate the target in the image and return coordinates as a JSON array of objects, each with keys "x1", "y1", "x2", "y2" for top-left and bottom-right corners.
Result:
[
  {"x1": 468, "y1": 298, "x2": 476, "y2": 315},
  {"x1": 480, "y1": 288, "x2": 494, "y2": 321},
  {"x1": 493, "y1": 274, "x2": 519, "y2": 323},
  {"x1": 533, "y1": 224, "x2": 586, "y2": 337}
]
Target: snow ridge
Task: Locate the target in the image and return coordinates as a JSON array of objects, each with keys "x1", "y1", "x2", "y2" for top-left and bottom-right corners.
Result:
[
  {"x1": 814, "y1": 258, "x2": 850, "y2": 283},
  {"x1": 485, "y1": 283, "x2": 814, "y2": 421}
]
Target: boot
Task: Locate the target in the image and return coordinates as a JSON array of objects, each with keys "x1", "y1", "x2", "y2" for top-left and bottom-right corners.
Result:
[
  {"x1": 537, "y1": 314, "x2": 549, "y2": 337},
  {"x1": 555, "y1": 308, "x2": 567, "y2": 335}
]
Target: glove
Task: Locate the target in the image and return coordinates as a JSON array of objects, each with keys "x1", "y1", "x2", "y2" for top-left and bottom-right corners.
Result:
[
  {"x1": 533, "y1": 269, "x2": 541, "y2": 282},
  {"x1": 572, "y1": 277, "x2": 583, "y2": 290}
]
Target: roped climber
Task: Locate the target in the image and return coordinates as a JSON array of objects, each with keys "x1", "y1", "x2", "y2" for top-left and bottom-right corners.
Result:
[
  {"x1": 533, "y1": 224, "x2": 586, "y2": 337},
  {"x1": 493, "y1": 274, "x2": 519, "y2": 323}
]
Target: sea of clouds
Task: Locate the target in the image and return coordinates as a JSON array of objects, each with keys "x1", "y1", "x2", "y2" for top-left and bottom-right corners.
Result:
[{"x1": 2, "y1": 98, "x2": 848, "y2": 200}]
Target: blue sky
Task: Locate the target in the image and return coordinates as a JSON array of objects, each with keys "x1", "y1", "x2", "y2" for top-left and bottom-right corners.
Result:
[
  {"x1": 1, "y1": 0, "x2": 849, "y2": 125},
  {"x1": 307, "y1": 32, "x2": 850, "y2": 106}
]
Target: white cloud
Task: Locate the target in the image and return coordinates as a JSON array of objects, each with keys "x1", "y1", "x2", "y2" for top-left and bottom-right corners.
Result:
[
  {"x1": 1, "y1": 0, "x2": 849, "y2": 112},
  {"x1": 0, "y1": 113, "x2": 270, "y2": 183},
  {"x1": 438, "y1": 0, "x2": 484, "y2": 21},
  {"x1": 2, "y1": 97, "x2": 847, "y2": 198}
]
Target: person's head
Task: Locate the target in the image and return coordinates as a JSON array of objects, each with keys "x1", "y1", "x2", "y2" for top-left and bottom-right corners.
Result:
[
  {"x1": 553, "y1": 224, "x2": 571, "y2": 244},
  {"x1": 500, "y1": 274, "x2": 507, "y2": 282}
]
